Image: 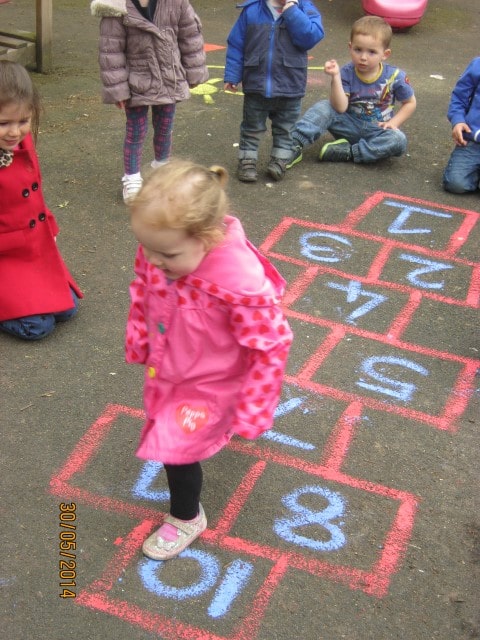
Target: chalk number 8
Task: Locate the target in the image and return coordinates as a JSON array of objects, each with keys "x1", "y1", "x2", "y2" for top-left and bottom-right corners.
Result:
[{"x1": 274, "y1": 485, "x2": 347, "y2": 552}]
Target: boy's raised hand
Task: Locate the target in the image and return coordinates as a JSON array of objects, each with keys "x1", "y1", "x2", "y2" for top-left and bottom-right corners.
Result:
[{"x1": 324, "y1": 59, "x2": 340, "y2": 77}]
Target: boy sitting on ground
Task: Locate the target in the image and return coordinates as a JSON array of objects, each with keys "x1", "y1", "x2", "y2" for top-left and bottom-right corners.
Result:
[{"x1": 287, "y1": 15, "x2": 416, "y2": 168}]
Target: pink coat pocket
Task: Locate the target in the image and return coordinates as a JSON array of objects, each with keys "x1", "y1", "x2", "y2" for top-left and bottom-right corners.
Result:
[{"x1": 175, "y1": 403, "x2": 210, "y2": 434}]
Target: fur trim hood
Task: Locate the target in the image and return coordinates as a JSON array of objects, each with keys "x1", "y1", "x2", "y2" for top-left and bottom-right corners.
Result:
[{"x1": 91, "y1": 0, "x2": 127, "y2": 17}]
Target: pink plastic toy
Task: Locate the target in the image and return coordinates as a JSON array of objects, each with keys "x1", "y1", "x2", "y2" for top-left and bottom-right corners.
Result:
[{"x1": 362, "y1": 0, "x2": 428, "y2": 29}]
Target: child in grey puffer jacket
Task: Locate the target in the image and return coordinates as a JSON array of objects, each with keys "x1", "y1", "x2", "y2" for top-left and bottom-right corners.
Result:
[{"x1": 91, "y1": 0, "x2": 208, "y2": 202}]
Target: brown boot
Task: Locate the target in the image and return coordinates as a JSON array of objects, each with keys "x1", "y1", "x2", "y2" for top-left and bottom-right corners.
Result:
[
  {"x1": 237, "y1": 159, "x2": 258, "y2": 182},
  {"x1": 267, "y1": 157, "x2": 288, "y2": 181}
]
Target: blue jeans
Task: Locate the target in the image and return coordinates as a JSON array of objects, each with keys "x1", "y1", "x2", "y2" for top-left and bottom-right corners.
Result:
[
  {"x1": 0, "y1": 289, "x2": 80, "y2": 340},
  {"x1": 239, "y1": 94, "x2": 302, "y2": 161},
  {"x1": 443, "y1": 141, "x2": 480, "y2": 193},
  {"x1": 292, "y1": 99, "x2": 407, "y2": 163}
]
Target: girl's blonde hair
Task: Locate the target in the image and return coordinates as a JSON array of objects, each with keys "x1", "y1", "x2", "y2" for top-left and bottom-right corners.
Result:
[
  {"x1": 351, "y1": 16, "x2": 392, "y2": 49},
  {"x1": 0, "y1": 60, "x2": 41, "y2": 140},
  {"x1": 130, "y1": 158, "x2": 230, "y2": 250}
]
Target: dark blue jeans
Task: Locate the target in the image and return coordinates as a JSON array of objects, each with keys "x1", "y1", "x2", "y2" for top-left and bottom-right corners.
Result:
[
  {"x1": 0, "y1": 289, "x2": 80, "y2": 340},
  {"x1": 443, "y1": 141, "x2": 480, "y2": 193},
  {"x1": 292, "y1": 99, "x2": 407, "y2": 163},
  {"x1": 239, "y1": 93, "x2": 302, "y2": 161}
]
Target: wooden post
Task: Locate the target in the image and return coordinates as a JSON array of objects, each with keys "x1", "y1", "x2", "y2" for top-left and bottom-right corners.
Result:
[{"x1": 36, "y1": 0, "x2": 52, "y2": 72}]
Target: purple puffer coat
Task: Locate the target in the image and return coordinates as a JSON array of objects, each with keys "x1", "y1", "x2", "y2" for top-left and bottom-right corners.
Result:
[{"x1": 91, "y1": 0, "x2": 208, "y2": 106}]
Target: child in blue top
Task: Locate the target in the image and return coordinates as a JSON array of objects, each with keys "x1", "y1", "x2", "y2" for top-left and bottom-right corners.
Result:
[
  {"x1": 443, "y1": 57, "x2": 480, "y2": 194},
  {"x1": 224, "y1": 0, "x2": 324, "y2": 183},
  {"x1": 287, "y1": 16, "x2": 416, "y2": 167}
]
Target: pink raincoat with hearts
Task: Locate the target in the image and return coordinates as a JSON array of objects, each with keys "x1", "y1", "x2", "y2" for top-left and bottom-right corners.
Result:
[{"x1": 125, "y1": 215, "x2": 292, "y2": 464}]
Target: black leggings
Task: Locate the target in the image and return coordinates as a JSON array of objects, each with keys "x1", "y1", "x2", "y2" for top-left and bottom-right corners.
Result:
[{"x1": 164, "y1": 462, "x2": 203, "y2": 521}]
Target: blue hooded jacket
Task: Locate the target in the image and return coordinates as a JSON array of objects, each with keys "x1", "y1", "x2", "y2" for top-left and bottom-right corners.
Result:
[
  {"x1": 447, "y1": 57, "x2": 480, "y2": 143},
  {"x1": 224, "y1": 0, "x2": 324, "y2": 98}
]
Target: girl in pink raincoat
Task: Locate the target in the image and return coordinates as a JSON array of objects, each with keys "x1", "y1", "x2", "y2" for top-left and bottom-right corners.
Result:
[{"x1": 126, "y1": 158, "x2": 292, "y2": 560}]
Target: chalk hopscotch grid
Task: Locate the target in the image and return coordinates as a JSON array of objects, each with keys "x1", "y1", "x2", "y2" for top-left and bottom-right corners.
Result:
[
  {"x1": 49, "y1": 191, "x2": 479, "y2": 638},
  {"x1": 261, "y1": 192, "x2": 479, "y2": 432},
  {"x1": 50, "y1": 397, "x2": 418, "y2": 639}
]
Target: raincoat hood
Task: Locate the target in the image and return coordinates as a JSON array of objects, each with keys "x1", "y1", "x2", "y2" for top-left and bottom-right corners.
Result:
[{"x1": 183, "y1": 215, "x2": 285, "y2": 306}]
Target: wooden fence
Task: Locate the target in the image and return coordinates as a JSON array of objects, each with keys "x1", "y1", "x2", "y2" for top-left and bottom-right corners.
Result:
[{"x1": 0, "y1": 0, "x2": 52, "y2": 72}]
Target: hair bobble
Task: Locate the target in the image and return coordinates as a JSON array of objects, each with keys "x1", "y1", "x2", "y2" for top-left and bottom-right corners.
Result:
[
  {"x1": 208, "y1": 165, "x2": 228, "y2": 187},
  {"x1": 208, "y1": 166, "x2": 221, "y2": 178}
]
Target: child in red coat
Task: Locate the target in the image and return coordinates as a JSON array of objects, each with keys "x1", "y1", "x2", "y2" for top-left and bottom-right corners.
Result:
[{"x1": 0, "y1": 61, "x2": 82, "y2": 340}]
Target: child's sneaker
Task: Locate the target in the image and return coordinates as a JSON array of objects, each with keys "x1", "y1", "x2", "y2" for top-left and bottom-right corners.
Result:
[
  {"x1": 319, "y1": 139, "x2": 352, "y2": 162},
  {"x1": 122, "y1": 173, "x2": 143, "y2": 203},
  {"x1": 267, "y1": 157, "x2": 288, "y2": 181},
  {"x1": 286, "y1": 143, "x2": 303, "y2": 169},
  {"x1": 151, "y1": 159, "x2": 168, "y2": 169},
  {"x1": 142, "y1": 504, "x2": 207, "y2": 561},
  {"x1": 237, "y1": 159, "x2": 258, "y2": 182}
]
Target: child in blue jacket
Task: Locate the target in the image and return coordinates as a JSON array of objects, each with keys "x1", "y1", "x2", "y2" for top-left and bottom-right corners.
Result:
[
  {"x1": 443, "y1": 57, "x2": 480, "y2": 194},
  {"x1": 224, "y1": 0, "x2": 324, "y2": 183}
]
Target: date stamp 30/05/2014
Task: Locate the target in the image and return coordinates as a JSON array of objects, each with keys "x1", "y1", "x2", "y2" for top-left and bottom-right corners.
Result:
[{"x1": 59, "y1": 502, "x2": 77, "y2": 599}]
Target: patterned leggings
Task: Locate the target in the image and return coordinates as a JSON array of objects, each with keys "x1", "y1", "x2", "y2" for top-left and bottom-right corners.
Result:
[{"x1": 124, "y1": 103, "x2": 176, "y2": 174}]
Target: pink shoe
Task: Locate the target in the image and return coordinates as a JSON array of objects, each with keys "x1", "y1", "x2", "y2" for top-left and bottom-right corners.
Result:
[{"x1": 142, "y1": 504, "x2": 207, "y2": 561}]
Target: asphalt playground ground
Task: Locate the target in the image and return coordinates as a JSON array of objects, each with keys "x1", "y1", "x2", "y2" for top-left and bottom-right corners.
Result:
[{"x1": 0, "y1": 1, "x2": 479, "y2": 638}]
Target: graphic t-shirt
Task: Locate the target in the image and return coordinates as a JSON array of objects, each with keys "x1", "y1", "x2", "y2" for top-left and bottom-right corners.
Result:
[{"x1": 341, "y1": 61, "x2": 414, "y2": 122}]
